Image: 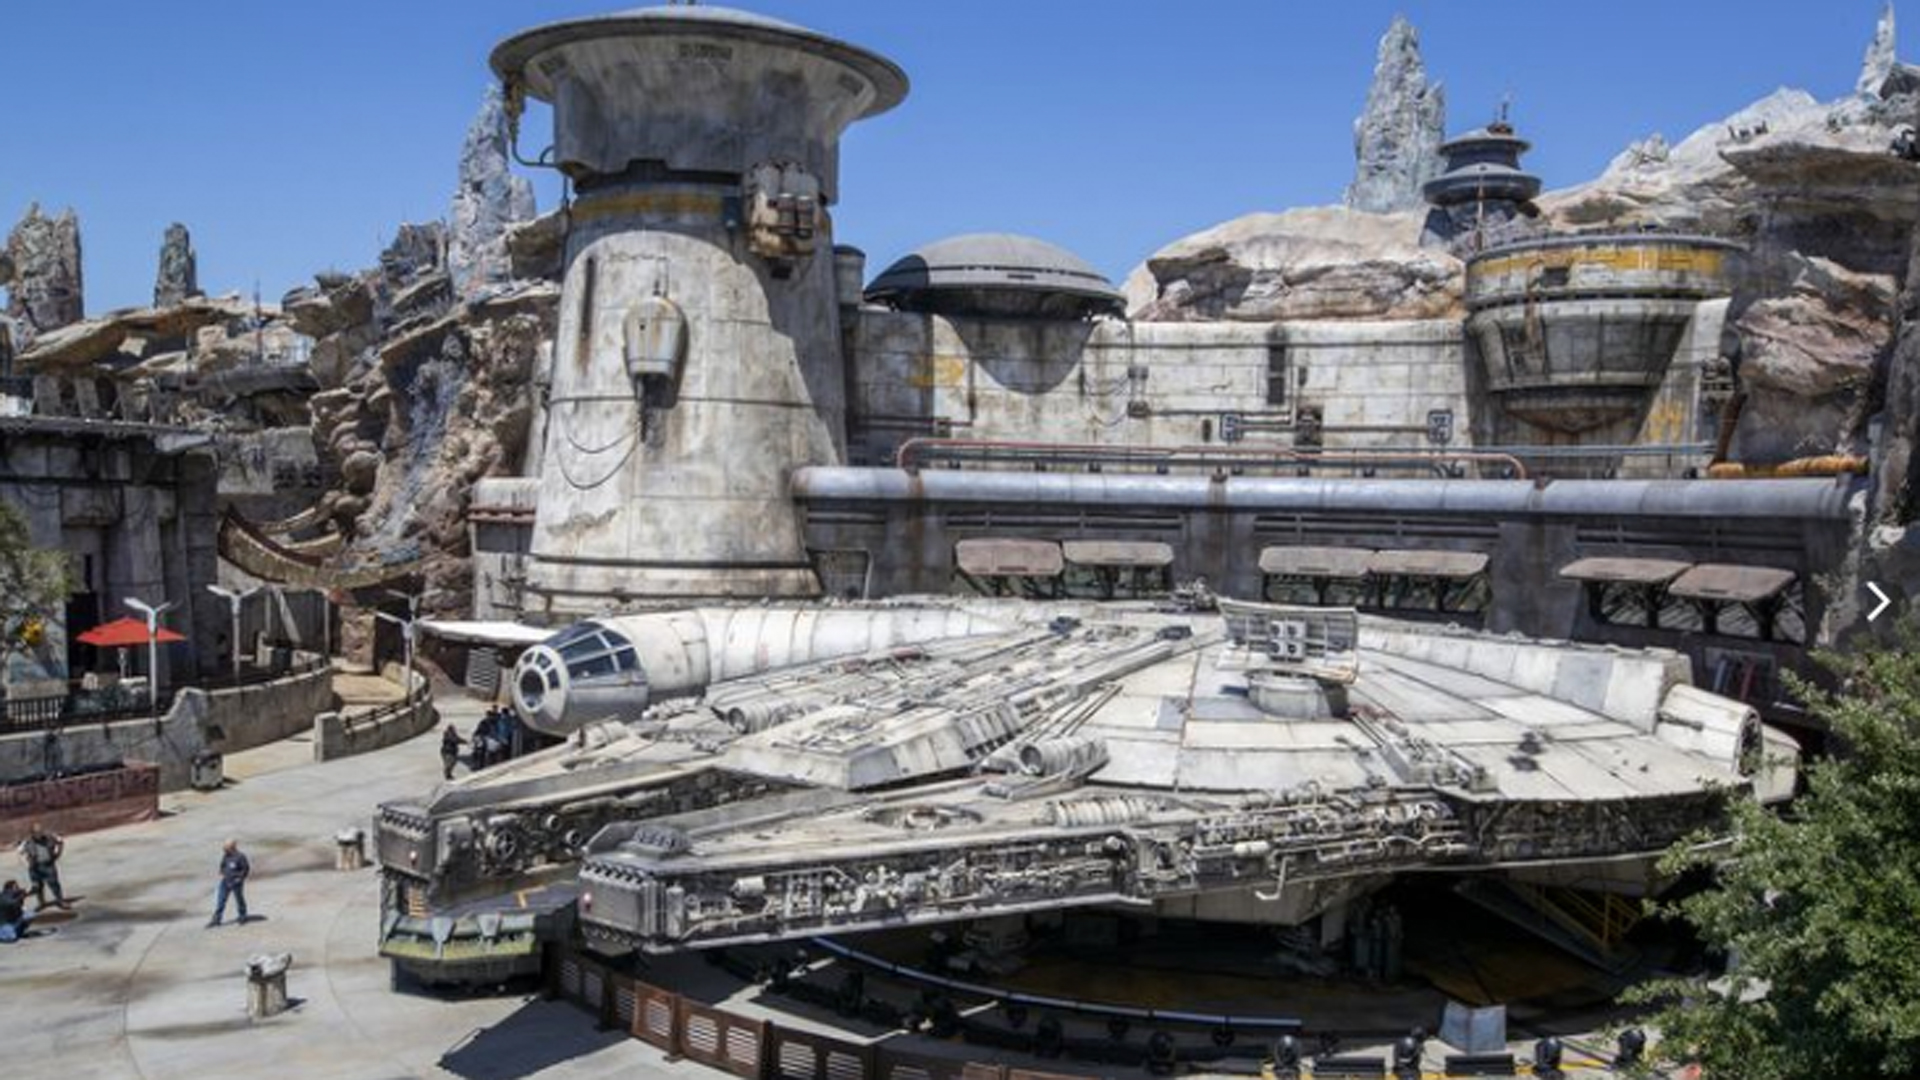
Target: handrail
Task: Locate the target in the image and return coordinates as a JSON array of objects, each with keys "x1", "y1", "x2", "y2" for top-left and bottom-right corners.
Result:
[
  {"x1": 342, "y1": 682, "x2": 432, "y2": 728},
  {"x1": 894, "y1": 437, "x2": 1531, "y2": 480}
]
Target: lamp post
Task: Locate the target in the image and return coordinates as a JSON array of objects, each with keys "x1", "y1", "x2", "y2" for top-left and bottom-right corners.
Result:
[
  {"x1": 206, "y1": 584, "x2": 260, "y2": 683},
  {"x1": 374, "y1": 589, "x2": 422, "y2": 701},
  {"x1": 123, "y1": 597, "x2": 175, "y2": 718}
]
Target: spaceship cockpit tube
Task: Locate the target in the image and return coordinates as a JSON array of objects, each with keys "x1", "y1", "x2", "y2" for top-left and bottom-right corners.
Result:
[{"x1": 511, "y1": 607, "x2": 1009, "y2": 737}]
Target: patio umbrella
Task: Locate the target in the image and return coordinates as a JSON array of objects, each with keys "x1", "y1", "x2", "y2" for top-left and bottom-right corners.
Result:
[{"x1": 76, "y1": 617, "x2": 186, "y2": 647}]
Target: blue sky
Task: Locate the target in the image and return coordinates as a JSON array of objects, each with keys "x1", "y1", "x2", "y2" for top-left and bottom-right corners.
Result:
[{"x1": 1, "y1": 2, "x2": 1896, "y2": 314}]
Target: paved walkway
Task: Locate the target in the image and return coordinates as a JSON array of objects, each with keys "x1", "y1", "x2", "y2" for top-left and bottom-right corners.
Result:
[{"x1": 0, "y1": 694, "x2": 673, "y2": 1080}]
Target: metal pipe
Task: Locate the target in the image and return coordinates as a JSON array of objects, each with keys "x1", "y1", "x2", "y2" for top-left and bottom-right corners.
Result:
[
  {"x1": 792, "y1": 466, "x2": 1859, "y2": 520},
  {"x1": 893, "y1": 436, "x2": 1530, "y2": 479}
]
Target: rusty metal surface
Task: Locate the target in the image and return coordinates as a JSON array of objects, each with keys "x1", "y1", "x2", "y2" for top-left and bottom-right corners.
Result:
[
  {"x1": 1258, "y1": 545, "x2": 1374, "y2": 578},
  {"x1": 1668, "y1": 563, "x2": 1796, "y2": 602},
  {"x1": 1060, "y1": 539, "x2": 1173, "y2": 568},
  {"x1": 1367, "y1": 549, "x2": 1490, "y2": 578},
  {"x1": 954, "y1": 538, "x2": 1065, "y2": 577},
  {"x1": 1557, "y1": 557, "x2": 1692, "y2": 585}
]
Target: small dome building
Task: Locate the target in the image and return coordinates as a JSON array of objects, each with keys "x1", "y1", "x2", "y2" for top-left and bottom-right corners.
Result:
[{"x1": 865, "y1": 233, "x2": 1126, "y2": 320}]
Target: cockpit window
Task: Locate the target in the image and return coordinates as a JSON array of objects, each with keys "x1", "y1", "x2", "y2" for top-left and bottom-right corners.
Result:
[
  {"x1": 544, "y1": 622, "x2": 641, "y2": 683},
  {"x1": 569, "y1": 653, "x2": 618, "y2": 680},
  {"x1": 546, "y1": 621, "x2": 606, "y2": 650},
  {"x1": 559, "y1": 633, "x2": 610, "y2": 662}
]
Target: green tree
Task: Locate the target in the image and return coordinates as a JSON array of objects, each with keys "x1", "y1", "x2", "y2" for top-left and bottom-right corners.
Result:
[
  {"x1": 1628, "y1": 625, "x2": 1920, "y2": 1078},
  {"x1": 0, "y1": 499, "x2": 74, "y2": 696}
]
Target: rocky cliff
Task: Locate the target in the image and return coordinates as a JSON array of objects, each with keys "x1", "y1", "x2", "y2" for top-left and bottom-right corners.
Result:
[
  {"x1": 1123, "y1": 206, "x2": 1462, "y2": 322},
  {"x1": 1538, "y1": 49, "x2": 1919, "y2": 460},
  {"x1": 153, "y1": 222, "x2": 200, "y2": 309},
  {"x1": 447, "y1": 86, "x2": 537, "y2": 300},
  {"x1": 3, "y1": 203, "x2": 83, "y2": 348},
  {"x1": 1345, "y1": 16, "x2": 1446, "y2": 215}
]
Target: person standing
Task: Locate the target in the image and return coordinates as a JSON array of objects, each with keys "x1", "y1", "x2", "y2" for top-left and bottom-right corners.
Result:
[
  {"x1": 17, "y1": 822, "x2": 67, "y2": 910},
  {"x1": 208, "y1": 838, "x2": 251, "y2": 928},
  {"x1": 439, "y1": 723, "x2": 467, "y2": 780}
]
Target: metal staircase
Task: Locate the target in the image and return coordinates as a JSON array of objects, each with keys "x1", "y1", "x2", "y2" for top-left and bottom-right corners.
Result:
[{"x1": 1452, "y1": 878, "x2": 1643, "y2": 973}]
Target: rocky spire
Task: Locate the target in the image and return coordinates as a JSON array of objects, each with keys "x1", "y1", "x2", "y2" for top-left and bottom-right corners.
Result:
[
  {"x1": 153, "y1": 222, "x2": 201, "y2": 308},
  {"x1": 1345, "y1": 15, "x2": 1447, "y2": 214},
  {"x1": 447, "y1": 84, "x2": 537, "y2": 300},
  {"x1": 1859, "y1": 3, "x2": 1897, "y2": 96},
  {"x1": 3, "y1": 203, "x2": 83, "y2": 338}
]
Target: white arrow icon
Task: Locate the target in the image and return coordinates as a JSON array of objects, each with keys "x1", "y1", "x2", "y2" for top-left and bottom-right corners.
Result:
[{"x1": 1867, "y1": 582, "x2": 1892, "y2": 622}]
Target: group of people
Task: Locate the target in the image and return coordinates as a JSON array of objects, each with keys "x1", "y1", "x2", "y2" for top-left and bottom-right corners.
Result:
[
  {"x1": 439, "y1": 705, "x2": 521, "y2": 780},
  {"x1": 2, "y1": 820, "x2": 256, "y2": 943},
  {"x1": 2, "y1": 821, "x2": 67, "y2": 943}
]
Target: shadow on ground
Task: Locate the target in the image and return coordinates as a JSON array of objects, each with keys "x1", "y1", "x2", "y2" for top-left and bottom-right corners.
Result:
[{"x1": 436, "y1": 997, "x2": 633, "y2": 1079}]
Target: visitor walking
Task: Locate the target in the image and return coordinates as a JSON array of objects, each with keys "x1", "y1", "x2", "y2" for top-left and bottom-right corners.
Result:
[
  {"x1": 207, "y1": 838, "x2": 251, "y2": 927},
  {"x1": 440, "y1": 723, "x2": 467, "y2": 780},
  {"x1": 17, "y1": 822, "x2": 67, "y2": 910}
]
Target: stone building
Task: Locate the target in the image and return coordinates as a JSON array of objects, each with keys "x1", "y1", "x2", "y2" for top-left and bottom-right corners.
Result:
[{"x1": 0, "y1": 405, "x2": 223, "y2": 696}]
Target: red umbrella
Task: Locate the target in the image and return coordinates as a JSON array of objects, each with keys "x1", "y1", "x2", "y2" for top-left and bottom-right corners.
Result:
[{"x1": 76, "y1": 616, "x2": 186, "y2": 647}]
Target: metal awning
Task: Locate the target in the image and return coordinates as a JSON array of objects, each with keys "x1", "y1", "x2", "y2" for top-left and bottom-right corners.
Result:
[
  {"x1": 1368, "y1": 549, "x2": 1491, "y2": 579},
  {"x1": 955, "y1": 538, "x2": 1065, "y2": 577},
  {"x1": 1259, "y1": 546, "x2": 1374, "y2": 578},
  {"x1": 1668, "y1": 564, "x2": 1797, "y2": 603},
  {"x1": 1558, "y1": 557, "x2": 1693, "y2": 585},
  {"x1": 1062, "y1": 540, "x2": 1174, "y2": 568},
  {"x1": 417, "y1": 620, "x2": 554, "y2": 647}
]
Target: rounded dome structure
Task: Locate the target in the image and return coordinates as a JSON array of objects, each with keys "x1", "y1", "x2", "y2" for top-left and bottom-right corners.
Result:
[
  {"x1": 491, "y1": 5, "x2": 908, "y2": 120},
  {"x1": 865, "y1": 233, "x2": 1126, "y2": 319}
]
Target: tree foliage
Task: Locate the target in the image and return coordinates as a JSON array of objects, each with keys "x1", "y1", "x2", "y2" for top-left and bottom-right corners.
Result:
[
  {"x1": 0, "y1": 499, "x2": 73, "y2": 667},
  {"x1": 1628, "y1": 624, "x2": 1920, "y2": 1078}
]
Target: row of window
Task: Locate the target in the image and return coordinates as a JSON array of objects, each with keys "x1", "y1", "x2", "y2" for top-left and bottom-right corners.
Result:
[{"x1": 1583, "y1": 580, "x2": 1806, "y2": 644}]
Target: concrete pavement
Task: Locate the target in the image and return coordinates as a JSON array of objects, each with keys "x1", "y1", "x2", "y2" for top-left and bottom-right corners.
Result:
[{"x1": 0, "y1": 695, "x2": 673, "y2": 1080}]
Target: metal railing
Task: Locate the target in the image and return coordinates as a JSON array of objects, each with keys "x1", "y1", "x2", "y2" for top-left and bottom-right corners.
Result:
[
  {"x1": 340, "y1": 681, "x2": 432, "y2": 729},
  {"x1": 0, "y1": 655, "x2": 328, "y2": 736}
]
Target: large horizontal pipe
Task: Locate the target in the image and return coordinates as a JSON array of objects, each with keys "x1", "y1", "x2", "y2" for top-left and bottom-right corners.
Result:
[
  {"x1": 791, "y1": 466, "x2": 1859, "y2": 521},
  {"x1": 894, "y1": 437, "x2": 1531, "y2": 479}
]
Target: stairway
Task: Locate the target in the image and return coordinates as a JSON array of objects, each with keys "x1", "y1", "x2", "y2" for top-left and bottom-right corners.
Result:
[{"x1": 1452, "y1": 878, "x2": 1642, "y2": 973}]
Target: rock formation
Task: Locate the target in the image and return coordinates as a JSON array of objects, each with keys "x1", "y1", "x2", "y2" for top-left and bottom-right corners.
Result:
[
  {"x1": 1125, "y1": 207, "x2": 1462, "y2": 322},
  {"x1": 291, "y1": 216, "x2": 556, "y2": 631},
  {"x1": 1541, "y1": 53, "x2": 1918, "y2": 461},
  {"x1": 447, "y1": 85, "x2": 537, "y2": 300},
  {"x1": 3, "y1": 204, "x2": 83, "y2": 345},
  {"x1": 1344, "y1": 16, "x2": 1446, "y2": 215},
  {"x1": 153, "y1": 222, "x2": 200, "y2": 308},
  {"x1": 1860, "y1": 3, "x2": 1898, "y2": 97},
  {"x1": 1872, "y1": 189, "x2": 1920, "y2": 527}
]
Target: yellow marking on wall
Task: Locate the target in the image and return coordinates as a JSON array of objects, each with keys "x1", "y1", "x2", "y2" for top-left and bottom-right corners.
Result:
[
  {"x1": 1640, "y1": 397, "x2": 1689, "y2": 444},
  {"x1": 570, "y1": 191, "x2": 726, "y2": 223},
  {"x1": 1472, "y1": 245, "x2": 1726, "y2": 279},
  {"x1": 905, "y1": 354, "x2": 968, "y2": 389}
]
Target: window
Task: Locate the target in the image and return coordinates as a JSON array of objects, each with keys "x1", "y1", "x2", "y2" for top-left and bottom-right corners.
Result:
[{"x1": 1266, "y1": 344, "x2": 1287, "y2": 405}]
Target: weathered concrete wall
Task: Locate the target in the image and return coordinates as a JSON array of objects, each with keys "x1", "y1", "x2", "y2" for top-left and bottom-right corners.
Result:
[
  {"x1": 845, "y1": 311, "x2": 1470, "y2": 465},
  {"x1": 0, "y1": 653, "x2": 333, "y2": 791},
  {"x1": 312, "y1": 668, "x2": 436, "y2": 762},
  {"x1": 1467, "y1": 297, "x2": 1730, "y2": 476},
  {"x1": 523, "y1": 190, "x2": 843, "y2": 610},
  {"x1": 0, "y1": 422, "x2": 222, "y2": 689}
]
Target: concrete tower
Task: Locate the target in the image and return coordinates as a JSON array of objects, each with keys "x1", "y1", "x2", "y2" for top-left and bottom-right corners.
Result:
[{"x1": 491, "y1": 6, "x2": 907, "y2": 614}]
